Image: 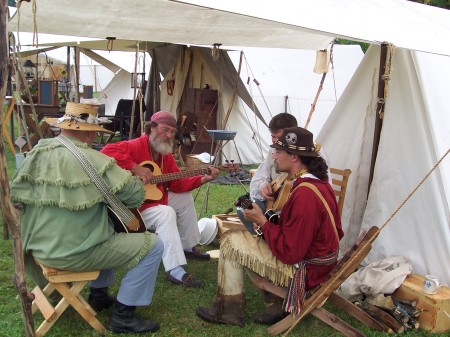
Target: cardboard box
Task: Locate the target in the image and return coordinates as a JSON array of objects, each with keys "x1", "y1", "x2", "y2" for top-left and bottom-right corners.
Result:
[{"x1": 393, "y1": 274, "x2": 450, "y2": 333}]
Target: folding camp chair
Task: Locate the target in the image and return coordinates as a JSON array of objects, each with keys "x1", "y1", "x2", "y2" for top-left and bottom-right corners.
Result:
[
  {"x1": 31, "y1": 260, "x2": 105, "y2": 337},
  {"x1": 247, "y1": 225, "x2": 383, "y2": 336}
]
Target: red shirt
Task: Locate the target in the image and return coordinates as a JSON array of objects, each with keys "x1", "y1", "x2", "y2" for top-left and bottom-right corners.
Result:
[
  {"x1": 101, "y1": 134, "x2": 202, "y2": 212},
  {"x1": 263, "y1": 177, "x2": 344, "y2": 290}
]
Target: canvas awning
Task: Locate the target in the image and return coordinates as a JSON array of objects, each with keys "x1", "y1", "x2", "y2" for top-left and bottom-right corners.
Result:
[
  {"x1": 175, "y1": 0, "x2": 450, "y2": 56},
  {"x1": 8, "y1": 0, "x2": 334, "y2": 51}
]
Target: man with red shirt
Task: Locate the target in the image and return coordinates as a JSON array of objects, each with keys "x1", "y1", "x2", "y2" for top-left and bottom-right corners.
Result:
[
  {"x1": 101, "y1": 111, "x2": 219, "y2": 287},
  {"x1": 196, "y1": 126, "x2": 343, "y2": 326}
]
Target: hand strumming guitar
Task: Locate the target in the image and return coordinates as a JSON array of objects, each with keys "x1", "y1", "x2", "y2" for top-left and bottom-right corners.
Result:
[
  {"x1": 131, "y1": 164, "x2": 154, "y2": 184},
  {"x1": 200, "y1": 165, "x2": 220, "y2": 184},
  {"x1": 259, "y1": 182, "x2": 275, "y2": 201}
]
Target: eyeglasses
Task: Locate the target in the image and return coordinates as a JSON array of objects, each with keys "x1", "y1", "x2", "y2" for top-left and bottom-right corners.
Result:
[{"x1": 159, "y1": 126, "x2": 177, "y2": 136}]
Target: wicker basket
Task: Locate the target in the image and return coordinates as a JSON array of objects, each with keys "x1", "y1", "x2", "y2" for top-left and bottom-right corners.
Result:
[{"x1": 186, "y1": 154, "x2": 203, "y2": 168}]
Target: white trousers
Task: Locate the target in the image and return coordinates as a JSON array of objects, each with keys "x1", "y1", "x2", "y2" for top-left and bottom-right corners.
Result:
[{"x1": 141, "y1": 191, "x2": 200, "y2": 271}]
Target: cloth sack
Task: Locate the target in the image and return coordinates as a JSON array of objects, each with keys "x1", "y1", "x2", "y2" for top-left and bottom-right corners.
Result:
[{"x1": 336, "y1": 255, "x2": 412, "y2": 301}]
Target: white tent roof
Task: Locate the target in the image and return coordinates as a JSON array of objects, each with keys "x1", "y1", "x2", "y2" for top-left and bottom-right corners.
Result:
[
  {"x1": 8, "y1": 0, "x2": 333, "y2": 50},
  {"x1": 317, "y1": 45, "x2": 450, "y2": 285},
  {"x1": 12, "y1": 0, "x2": 449, "y2": 55},
  {"x1": 178, "y1": 0, "x2": 450, "y2": 56}
]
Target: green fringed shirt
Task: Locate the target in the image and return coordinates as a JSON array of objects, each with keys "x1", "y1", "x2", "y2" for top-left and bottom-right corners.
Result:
[{"x1": 10, "y1": 137, "x2": 157, "y2": 272}]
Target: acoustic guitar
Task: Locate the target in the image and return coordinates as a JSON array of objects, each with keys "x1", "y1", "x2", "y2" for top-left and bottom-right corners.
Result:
[
  {"x1": 107, "y1": 206, "x2": 147, "y2": 233},
  {"x1": 266, "y1": 174, "x2": 293, "y2": 212},
  {"x1": 140, "y1": 160, "x2": 240, "y2": 201}
]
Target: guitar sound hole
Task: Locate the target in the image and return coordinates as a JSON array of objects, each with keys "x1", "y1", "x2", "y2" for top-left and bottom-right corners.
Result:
[{"x1": 143, "y1": 164, "x2": 155, "y2": 172}]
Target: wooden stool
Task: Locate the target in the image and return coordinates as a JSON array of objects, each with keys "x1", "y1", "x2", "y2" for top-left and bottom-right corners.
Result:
[{"x1": 31, "y1": 261, "x2": 105, "y2": 337}]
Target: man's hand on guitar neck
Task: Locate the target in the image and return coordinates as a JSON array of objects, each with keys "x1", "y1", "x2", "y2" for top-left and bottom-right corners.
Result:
[
  {"x1": 260, "y1": 182, "x2": 275, "y2": 201},
  {"x1": 200, "y1": 166, "x2": 220, "y2": 184},
  {"x1": 131, "y1": 164, "x2": 154, "y2": 184}
]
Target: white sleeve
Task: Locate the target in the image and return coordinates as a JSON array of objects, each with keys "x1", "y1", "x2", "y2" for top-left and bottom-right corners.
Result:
[{"x1": 249, "y1": 149, "x2": 276, "y2": 201}]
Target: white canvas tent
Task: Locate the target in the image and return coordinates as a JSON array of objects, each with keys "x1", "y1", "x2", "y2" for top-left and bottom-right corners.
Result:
[
  {"x1": 153, "y1": 44, "x2": 362, "y2": 164},
  {"x1": 317, "y1": 45, "x2": 450, "y2": 285},
  {"x1": 8, "y1": 0, "x2": 450, "y2": 284}
]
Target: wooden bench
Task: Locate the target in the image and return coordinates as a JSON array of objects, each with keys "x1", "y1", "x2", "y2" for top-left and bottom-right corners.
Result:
[{"x1": 31, "y1": 261, "x2": 105, "y2": 337}]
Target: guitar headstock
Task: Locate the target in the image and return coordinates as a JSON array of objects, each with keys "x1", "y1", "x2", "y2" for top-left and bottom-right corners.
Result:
[
  {"x1": 234, "y1": 193, "x2": 253, "y2": 210},
  {"x1": 222, "y1": 160, "x2": 241, "y2": 174}
]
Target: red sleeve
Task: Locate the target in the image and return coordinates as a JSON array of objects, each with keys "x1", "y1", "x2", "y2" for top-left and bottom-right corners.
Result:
[{"x1": 101, "y1": 135, "x2": 151, "y2": 170}]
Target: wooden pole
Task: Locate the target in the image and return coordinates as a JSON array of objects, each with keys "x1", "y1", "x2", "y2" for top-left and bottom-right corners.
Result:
[
  {"x1": 129, "y1": 42, "x2": 139, "y2": 139},
  {"x1": 0, "y1": 1, "x2": 35, "y2": 336},
  {"x1": 368, "y1": 43, "x2": 389, "y2": 195},
  {"x1": 73, "y1": 47, "x2": 80, "y2": 103},
  {"x1": 304, "y1": 72, "x2": 326, "y2": 130}
]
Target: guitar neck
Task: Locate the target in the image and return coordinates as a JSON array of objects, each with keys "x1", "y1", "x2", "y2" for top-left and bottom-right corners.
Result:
[{"x1": 149, "y1": 167, "x2": 211, "y2": 185}]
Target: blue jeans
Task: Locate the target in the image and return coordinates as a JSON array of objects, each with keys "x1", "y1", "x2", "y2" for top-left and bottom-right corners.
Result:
[{"x1": 90, "y1": 237, "x2": 164, "y2": 306}]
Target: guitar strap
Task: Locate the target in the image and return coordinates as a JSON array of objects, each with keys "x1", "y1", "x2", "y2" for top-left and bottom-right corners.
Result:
[
  {"x1": 56, "y1": 135, "x2": 136, "y2": 232},
  {"x1": 290, "y1": 182, "x2": 339, "y2": 243}
]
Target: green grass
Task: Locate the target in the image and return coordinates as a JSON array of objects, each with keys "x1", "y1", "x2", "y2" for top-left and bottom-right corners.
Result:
[{"x1": 0, "y1": 141, "x2": 446, "y2": 337}]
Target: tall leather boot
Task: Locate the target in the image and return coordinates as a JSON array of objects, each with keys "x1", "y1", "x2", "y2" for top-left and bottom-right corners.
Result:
[
  {"x1": 88, "y1": 287, "x2": 115, "y2": 312},
  {"x1": 108, "y1": 301, "x2": 160, "y2": 334},
  {"x1": 253, "y1": 290, "x2": 289, "y2": 325},
  {"x1": 196, "y1": 293, "x2": 246, "y2": 327}
]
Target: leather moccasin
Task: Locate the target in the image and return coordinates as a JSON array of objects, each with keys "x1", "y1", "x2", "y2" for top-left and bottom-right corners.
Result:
[
  {"x1": 184, "y1": 247, "x2": 210, "y2": 260},
  {"x1": 167, "y1": 273, "x2": 203, "y2": 288},
  {"x1": 253, "y1": 311, "x2": 290, "y2": 325},
  {"x1": 196, "y1": 307, "x2": 244, "y2": 327}
]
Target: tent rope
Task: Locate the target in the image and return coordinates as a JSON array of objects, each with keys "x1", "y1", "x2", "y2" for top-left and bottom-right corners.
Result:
[
  {"x1": 378, "y1": 146, "x2": 450, "y2": 232},
  {"x1": 31, "y1": 0, "x2": 38, "y2": 47}
]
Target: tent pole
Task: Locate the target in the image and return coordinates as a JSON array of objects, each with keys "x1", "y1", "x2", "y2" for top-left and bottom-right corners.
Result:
[
  {"x1": 129, "y1": 43, "x2": 139, "y2": 139},
  {"x1": 368, "y1": 42, "x2": 389, "y2": 196},
  {"x1": 73, "y1": 46, "x2": 80, "y2": 103},
  {"x1": 0, "y1": 1, "x2": 35, "y2": 336}
]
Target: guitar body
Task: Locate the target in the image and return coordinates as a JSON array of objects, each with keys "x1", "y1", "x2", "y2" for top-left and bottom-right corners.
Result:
[
  {"x1": 107, "y1": 206, "x2": 147, "y2": 233},
  {"x1": 266, "y1": 174, "x2": 292, "y2": 212},
  {"x1": 140, "y1": 161, "x2": 164, "y2": 201}
]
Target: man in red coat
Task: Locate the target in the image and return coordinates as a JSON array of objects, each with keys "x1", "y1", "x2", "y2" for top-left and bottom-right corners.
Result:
[
  {"x1": 196, "y1": 126, "x2": 343, "y2": 326},
  {"x1": 102, "y1": 111, "x2": 219, "y2": 287}
]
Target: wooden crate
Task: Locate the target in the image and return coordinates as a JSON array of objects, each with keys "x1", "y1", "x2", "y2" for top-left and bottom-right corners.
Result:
[
  {"x1": 212, "y1": 213, "x2": 245, "y2": 236},
  {"x1": 392, "y1": 274, "x2": 450, "y2": 333}
]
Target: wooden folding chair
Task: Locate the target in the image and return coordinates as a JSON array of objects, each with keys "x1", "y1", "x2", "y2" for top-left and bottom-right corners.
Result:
[
  {"x1": 248, "y1": 226, "x2": 383, "y2": 336},
  {"x1": 31, "y1": 260, "x2": 105, "y2": 337},
  {"x1": 330, "y1": 167, "x2": 352, "y2": 215}
]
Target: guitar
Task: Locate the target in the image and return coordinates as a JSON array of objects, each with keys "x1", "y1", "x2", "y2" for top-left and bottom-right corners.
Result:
[
  {"x1": 266, "y1": 174, "x2": 292, "y2": 212},
  {"x1": 107, "y1": 205, "x2": 147, "y2": 233},
  {"x1": 234, "y1": 193, "x2": 254, "y2": 210},
  {"x1": 140, "y1": 160, "x2": 240, "y2": 201},
  {"x1": 234, "y1": 194, "x2": 265, "y2": 238}
]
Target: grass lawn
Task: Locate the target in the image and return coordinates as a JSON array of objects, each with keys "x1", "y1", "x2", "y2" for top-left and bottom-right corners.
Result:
[{"x1": 0, "y1": 140, "x2": 444, "y2": 337}]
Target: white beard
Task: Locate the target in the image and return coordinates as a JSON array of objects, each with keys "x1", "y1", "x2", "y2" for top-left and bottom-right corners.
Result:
[{"x1": 149, "y1": 133, "x2": 174, "y2": 155}]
